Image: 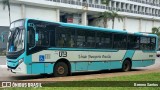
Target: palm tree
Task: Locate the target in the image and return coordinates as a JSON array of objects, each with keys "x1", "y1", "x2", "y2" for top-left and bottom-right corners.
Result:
[
  {"x1": 98, "y1": 11, "x2": 112, "y2": 28},
  {"x1": 152, "y1": 27, "x2": 160, "y2": 46},
  {"x1": 99, "y1": 11, "x2": 123, "y2": 29},
  {"x1": 101, "y1": 0, "x2": 111, "y2": 6},
  {"x1": 100, "y1": 0, "x2": 123, "y2": 29},
  {"x1": 2, "y1": 0, "x2": 11, "y2": 25},
  {"x1": 109, "y1": 11, "x2": 123, "y2": 29},
  {"x1": 152, "y1": 27, "x2": 160, "y2": 36}
]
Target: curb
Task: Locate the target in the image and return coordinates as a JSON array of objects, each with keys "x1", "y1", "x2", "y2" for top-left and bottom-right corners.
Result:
[
  {"x1": 0, "y1": 65, "x2": 7, "y2": 68},
  {"x1": 0, "y1": 56, "x2": 6, "y2": 58}
]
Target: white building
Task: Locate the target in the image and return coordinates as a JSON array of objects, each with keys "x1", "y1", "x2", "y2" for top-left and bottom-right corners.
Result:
[{"x1": 0, "y1": 0, "x2": 160, "y2": 33}]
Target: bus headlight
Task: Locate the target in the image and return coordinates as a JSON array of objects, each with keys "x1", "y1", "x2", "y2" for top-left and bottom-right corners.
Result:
[{"x1": 18, "y1": 58, "x2": 24, "y2": 65}]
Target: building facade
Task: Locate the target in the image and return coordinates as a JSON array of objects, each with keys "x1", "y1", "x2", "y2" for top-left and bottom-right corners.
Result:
[{"x1": 0, "y1": 0, "x2": 160, "y2": 48}]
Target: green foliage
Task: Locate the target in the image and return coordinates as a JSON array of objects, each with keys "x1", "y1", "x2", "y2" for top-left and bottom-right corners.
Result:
[
  {"x1": 4, "y1": 73, "x2": 160, "y2": 90},
  {"x1": 101, "y1": 0, "x2": 111, "y2": 6},
  {"x1": 97, "y1": 11, "x2": 112, "y2": 28},
  {"x1": 109, "y1": 11, "x2": 123, "y2": 29},
  {"x1": 152, "y1": 27, "x2": 160, "y2": 36},
  {"x1": 99, "y1": 0, "x2": 124, "y2": 29},
  {"x1": 98, "y1": 11, "x2": 123, "y2": 29}
]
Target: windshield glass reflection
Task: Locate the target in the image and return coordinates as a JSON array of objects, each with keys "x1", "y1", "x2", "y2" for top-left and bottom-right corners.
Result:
[{"x1": 8, "y1": 20, "x2": 24, "y2": 52}]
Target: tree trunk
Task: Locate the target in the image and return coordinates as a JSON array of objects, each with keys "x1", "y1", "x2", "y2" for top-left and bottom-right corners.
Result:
[
  {"x1": 103, "y1": 19, "x2": 108, "y2": 28},
  {"x1": 112, "y1": 19, "x2": 114, "y2": 29},
  {"x1": 8, "y1": 3, "x2": 11, "y2": 25}
]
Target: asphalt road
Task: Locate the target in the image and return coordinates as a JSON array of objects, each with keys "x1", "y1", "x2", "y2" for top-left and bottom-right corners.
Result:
[
  {"x1": 0, "y1": 57, "x2": 160, "y2": 81},
  {"x1": 0, "y1": 56, "x2": 6, "y2": 65}
]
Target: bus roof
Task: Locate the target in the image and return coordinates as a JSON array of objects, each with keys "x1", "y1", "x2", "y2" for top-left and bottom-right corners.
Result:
[{"x1": 24, "y1": 18, "x2": 158, "y2": 38}]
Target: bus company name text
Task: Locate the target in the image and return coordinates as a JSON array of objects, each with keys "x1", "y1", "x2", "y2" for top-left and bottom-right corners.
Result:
[{"x1": 78, "y1": 54, "x2": 111, "y2": 59}]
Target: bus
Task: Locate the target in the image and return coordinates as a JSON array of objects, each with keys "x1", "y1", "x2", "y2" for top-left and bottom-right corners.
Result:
[{"x1": 6, "y1": 18, "x2": 158, "y2": 77}]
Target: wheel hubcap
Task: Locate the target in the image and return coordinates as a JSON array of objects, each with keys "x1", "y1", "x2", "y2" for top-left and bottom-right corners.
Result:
[
  {"x1": 57, "y1": 66, "x2": 65, "y2": 74},
  {"x1": 124, "y1": 63, "x2": 129, "y2": 71}
]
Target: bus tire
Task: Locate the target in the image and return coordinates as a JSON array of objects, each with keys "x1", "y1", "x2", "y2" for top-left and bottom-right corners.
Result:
[
  {"x1": 122, "y1": 60, "x2": 131, "y2": 72},
  {"x1": 54, "y1": 62, "x2": 68, "y2": 77}
]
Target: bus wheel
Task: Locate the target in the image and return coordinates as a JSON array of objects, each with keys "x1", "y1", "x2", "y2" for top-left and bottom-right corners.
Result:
[
  {"x1": 122, "y1": 60, "x2": 131, "y2": 72},
  {"x1": 54, "y1": 62, "x2": 68, "y2": 77}
]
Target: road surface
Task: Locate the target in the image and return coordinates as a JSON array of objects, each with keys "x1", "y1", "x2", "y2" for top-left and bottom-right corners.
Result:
[
  {"x1": 0, "y1": 56, "x2": 6, "y2": 65},
  {"x1": 0, "y1": 57, "x2": 159, "y2": 81}
]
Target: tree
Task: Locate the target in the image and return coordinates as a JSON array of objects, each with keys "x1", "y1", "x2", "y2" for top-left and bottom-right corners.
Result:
[
  {"x1": 109, "y1": 11, "x2": 123, "y2": 29},
  {"x1": 152, "y1": 27, "x2": 160, "y2": 36},
  {"x1": 98, "y1": 11, "x2": 112, "y2": 28},
  {"x1": 100, "y1": 0, "x2": 123, "y2": 29},
  {"x1": 98, "y1": 11, "x2": 123, "y2": 29},
  {"x1": 2, "y1": 0, "x2": 11, "y2": 25},
  {"x1": 152, "y1": 27, "x2": 160, "y2": 48},
  {"x1": 101, "y1": 0, "x2": 111, "y2": 6}
]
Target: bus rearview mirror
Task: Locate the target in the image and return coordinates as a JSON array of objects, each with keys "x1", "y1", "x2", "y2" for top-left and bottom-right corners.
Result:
[
  {"x1": 1, "y1": 35, "x2": 4, "y2": 42},
  {"x1": 35, "y1": 33, "x2": 38, "y2": 41}
]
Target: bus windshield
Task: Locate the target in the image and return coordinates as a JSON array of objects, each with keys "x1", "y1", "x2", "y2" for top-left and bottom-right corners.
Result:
[{"x1": 8, "y1": 20, "x2": 25, "y2": 52}]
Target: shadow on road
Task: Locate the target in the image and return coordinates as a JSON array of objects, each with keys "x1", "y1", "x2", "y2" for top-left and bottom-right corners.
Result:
[{"x1": 11, "y1": 69, "x2": 145, "y2": 80}]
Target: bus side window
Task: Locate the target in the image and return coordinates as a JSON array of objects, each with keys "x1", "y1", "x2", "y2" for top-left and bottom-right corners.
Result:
[
  {"x1": 127, "y1": 35, "x2": 140, "y2": 50},
  {"x1": 150, "y1": 37, "x2": 156, "y2": 50},
  {"x1": 56, "y1": 27, "x2": 75, "y2": 48},
  {"x1": 50, "y1": 31, "x2": 55, "y2": 47},
  {"x1": 96, "y1": 32, "x2": 112, "y2": 49},
  {"x1": 58, "y1": 36, "x2": 64, "y2": 47},
  {"x1": 86, "y1": 30, "x2": 95, "y2": 48},
  {"x1": 77, "y1": 30, "x2": 86, "y2": 48},
  {"x1": 66, "y1": 35, "x2": 75, "y2": 47},
  {"x1": 28, "y1": 28, "x2": 35, "y2": 48},
  {"x1": 140, "y1": 37, "x2": 150, "y2": 50},
  {"x1": 113, "y1": 34, "x2": 127, "y2": 49}
]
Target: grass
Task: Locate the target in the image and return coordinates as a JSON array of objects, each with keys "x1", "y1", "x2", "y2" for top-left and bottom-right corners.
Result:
[
  {"x1": 2, "y1": 72, "x2": 160, "y2": 90},
  {"x1": 1, "y1": 87, "x2": 160, "y2": 90},
  {"x1": 89, "y1": 72, "x2": 160, "y2": 81}
]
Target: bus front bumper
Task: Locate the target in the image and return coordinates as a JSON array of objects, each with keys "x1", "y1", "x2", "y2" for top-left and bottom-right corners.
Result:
[{"x1": 7, "y1": 60, "x2": 27, "y2": 74}]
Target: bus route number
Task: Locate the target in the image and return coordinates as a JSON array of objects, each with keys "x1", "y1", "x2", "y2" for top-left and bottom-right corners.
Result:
[{"x1": 59, "y1": 51, "x2": 67, "y2": 57}]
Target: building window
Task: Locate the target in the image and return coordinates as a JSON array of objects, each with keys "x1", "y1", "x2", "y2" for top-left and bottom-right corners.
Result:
[
  {"x1": 95, "y1": 0, "x2": 98, "y2": 4},
  {"x1": 89, "y1": 0, "x2": 92, "y2": 3},
  {"x1": 83, "y1": 0, "x2": 87, "y2": 3}
]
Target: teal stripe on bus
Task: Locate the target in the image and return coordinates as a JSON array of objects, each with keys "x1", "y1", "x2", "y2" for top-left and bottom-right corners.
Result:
[{"x1": 123, "y1": 50, "x2": 135, "y2": 60}]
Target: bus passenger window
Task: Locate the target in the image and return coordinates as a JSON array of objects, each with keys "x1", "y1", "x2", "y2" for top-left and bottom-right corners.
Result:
[
  {"x1": 86, "y1": 31, "x2": 95, "y2": 48},
  {"x1": 66, "y1": 35, "x2": 75, "y2": 47},
  {"x1": 96, "y1": 32, "x2": 112, "y2": 49},
  {"x1": 113, "y1": 34, "x2": 127, "y2": 49},
  {"x1": 28, "y1": 28, "x2": 35, "y2": 48},
  {"x1": 56, "y1": 27, "x2": 75, "y2": 48},
  {"x1": 77, "y1": 30, "x2": 86, "y2": 48},
  {"x1": 127, "y1": 35, "x2": 140, "y2": 50},
  {"x1": 36, "y1": 30, "x2": 49, "y2": 46},
  {"x1": 58, "y1": 36, "x2": 64, "y2": 47},
  {"x1": 150, "y1": 37, "x2": 156, "y2": 50},
  {"x1": 140, "y1": 37, "x2": 150, "y2": 50}
]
